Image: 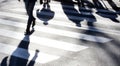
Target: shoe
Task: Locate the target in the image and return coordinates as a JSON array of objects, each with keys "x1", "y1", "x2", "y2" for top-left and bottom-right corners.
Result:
[
  {"x1": 24, "y1": 31, "x2": 31, "y2": 35},
  {"x1": 36, "y1": 49, "x2": 40, "y2": 52}
]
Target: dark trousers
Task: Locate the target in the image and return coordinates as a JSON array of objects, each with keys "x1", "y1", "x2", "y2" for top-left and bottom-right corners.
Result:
[{"x1": 24, "y1": 0, "x2": 36, "y2": 32}]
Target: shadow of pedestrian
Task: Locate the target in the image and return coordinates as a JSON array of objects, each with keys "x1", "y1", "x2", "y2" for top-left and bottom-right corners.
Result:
[
  {"x1": 106, "y1": 0, "x2": 120, "y2": 12},
  {"x1": 0, "y1": 56, "x2": 8, "y2": 66},
  {"x1": 37, "y1": 2, "x2": 55, "y2": 25},
  {"x1": 93, "y1": 0, "x2": 120, "y2": 23},
  {"x1": 78, "y1": 0, "x2": 96, "y2": 27},
  {"x1": 8, "y1": 35, "x2": 31, "y2": 66},
  {"x1": 61, "y1": 0, "x2": 83, "y2": 27},
  {"x1": 96, "y1": 9, "x2": 119, "y2": 22},
  {"x1": 0, "y1": 33, "x2": 39, "y2": 66},
  {"x1": 80, "y1": 27, "x2": 120, "y2": 66}
]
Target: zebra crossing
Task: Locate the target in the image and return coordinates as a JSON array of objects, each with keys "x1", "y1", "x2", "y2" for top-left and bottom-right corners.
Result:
[{"x1": 0, "y1": 0, "x2": 120, "y2": 65}]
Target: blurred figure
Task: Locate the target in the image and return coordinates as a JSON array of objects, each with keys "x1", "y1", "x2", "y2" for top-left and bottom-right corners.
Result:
[
  {"x1": 61, "y1": 0, "x2": 82, "y2": 27},
  {"x1": 37, "y1": 0, "x2": 53, "y2": 25},
  {"x1": 18, "y1": 0, "x2": 38, "y2": 35},
  {"x1": 37, "y1": 7, "x2": 55, "y2": 25},
  {"x1": 92, "y1": 0, "x2": 104, "y2": 9},
  {"x1": 76, "y1": 0, "x2": 84, "y2": 7},
  {"x1": 106, "y1": 0, "x2": 119, "y2": 11},
  {"x1": 94, "y1": 0, "x2": 119, "y2": 22},
  {"x1": 43, "y1": 0, "x2": 51, "y2": 9}
]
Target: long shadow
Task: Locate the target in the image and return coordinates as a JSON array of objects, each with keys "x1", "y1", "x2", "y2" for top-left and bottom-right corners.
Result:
[
  {"x1": 78, "y1": 0, "x2": 96, "y2": 27},
  {"x1": 92, "y1": 0, "x2": 105, "y2": 9},
  {"x1": 78, "y1": 0, "x2": 98, "y2": 47},
  {"x1": 0, "y1": 32, "x2": 39, "y2": 66},
  {"x1": 93, "y1": 0, "x2": 120, "y2": 23},
  {"x1": 106, "y1": 0, "x2": 120, "y2": 12},
  {"x1": 8, "y1": 35, "x2": 31, "y2": 66},
  {"x1": 61, "y1": 0, "x2": 83, "y2": 27},
  {"x1": 81, "y1": 27, "x2": 120, "y2": 66},
  {"x1": 79, "y1": 1, "x2": 120, "y2": 65},
  {"x1": 36, "y1": 2, "x2": 55, "y2": 25}
]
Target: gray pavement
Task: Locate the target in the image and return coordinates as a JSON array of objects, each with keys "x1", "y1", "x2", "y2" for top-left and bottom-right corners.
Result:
[{"x1": 0, "y1": 0, "x2": 120, "y2": 66}]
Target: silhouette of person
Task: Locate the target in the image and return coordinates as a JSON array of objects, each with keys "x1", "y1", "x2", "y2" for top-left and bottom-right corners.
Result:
[
  {"x1": 0, "y1": 50, "x2": 39, "y2": 66},
  {"x1": 93, "y1": 0, "x2": 119, "y2": 22},
  {"x1": 18, "y1": 0, "x2": 38, "y2": 35},
  {"x1": 61, "y1": 0, "x2": 82, "y2": 27},
  {"x1": 8, "y1": 35, "x2": 30, "y2": 66},
  {"x1": 1, "y1": 56, "x2": 8, "y2": 66},
  {"x1": 43, "y1": 0, "x2": 51, "y2": 9},
  {"x1": 79, "y1": 0, "x2": 96, "y2": 26},
  {"x1": 0, "y1": 34, "x2": 39, "y2": 66},
  {"x1": 37, "y1": 0, "x2": 54, "y2": 25},
  {"x1": 106, "y1": 0, "x2": 120, "y2": 11}
]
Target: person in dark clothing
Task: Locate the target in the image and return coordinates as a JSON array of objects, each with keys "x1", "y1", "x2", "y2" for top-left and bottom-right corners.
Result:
[
  {"x1": 43, "y1": 0, "x2": 51, "y2": 10},
  {"x1": 18, "y1": 0, "x2": 37, "y2": 35}
]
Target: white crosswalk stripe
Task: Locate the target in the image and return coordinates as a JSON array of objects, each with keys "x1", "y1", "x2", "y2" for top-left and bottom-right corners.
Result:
[
  {"x1": 0, "y1": 19, "x2": 112, "y2": 43},
  {"x1": 0, "y1": 28, "x2": 88, "y2": 52},
  {"x1": 0, "y1": 11, "x2": 119, "y2": 36},
  {"x1": 0, "y1": 5, "x2": 120, "y2": 36},
  {"x1": 0, "y1": 1, "x2": 119, "y2": 64}
]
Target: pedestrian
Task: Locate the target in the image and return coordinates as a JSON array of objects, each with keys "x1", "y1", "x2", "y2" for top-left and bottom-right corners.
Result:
[
  {"x1": 18, "y1": 0, "x2": 41, "y2": 35},
  {"x1": 43, "y1": 0, "x2": 51, "y2": 9}
]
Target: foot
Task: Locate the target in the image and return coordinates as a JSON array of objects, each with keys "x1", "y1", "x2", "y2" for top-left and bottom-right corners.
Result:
[
  {"x1": 24, "y1": 31, "x2": 31, "y2": 35},
  {"x1": 36, "y1": 49, "x2": 40, "y2": 52}
]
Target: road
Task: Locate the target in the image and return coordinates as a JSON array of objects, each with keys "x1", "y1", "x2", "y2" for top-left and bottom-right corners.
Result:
[{"x1": 0, "y1": 0, "x2": 120, "y2": 66}]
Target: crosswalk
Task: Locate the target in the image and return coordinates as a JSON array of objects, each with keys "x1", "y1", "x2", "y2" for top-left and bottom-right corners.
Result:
[{"x1": 0, "y1": 0, "x2": 120, "y2": 65}]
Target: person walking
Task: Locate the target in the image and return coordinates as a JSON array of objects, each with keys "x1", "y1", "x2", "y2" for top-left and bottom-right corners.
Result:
[
  {"x1": 43, "y1": 0, "x2": 51, "y2": 9},
  {"x1": 18, "y1": 0, "x2": 37, "y2": 35}
]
